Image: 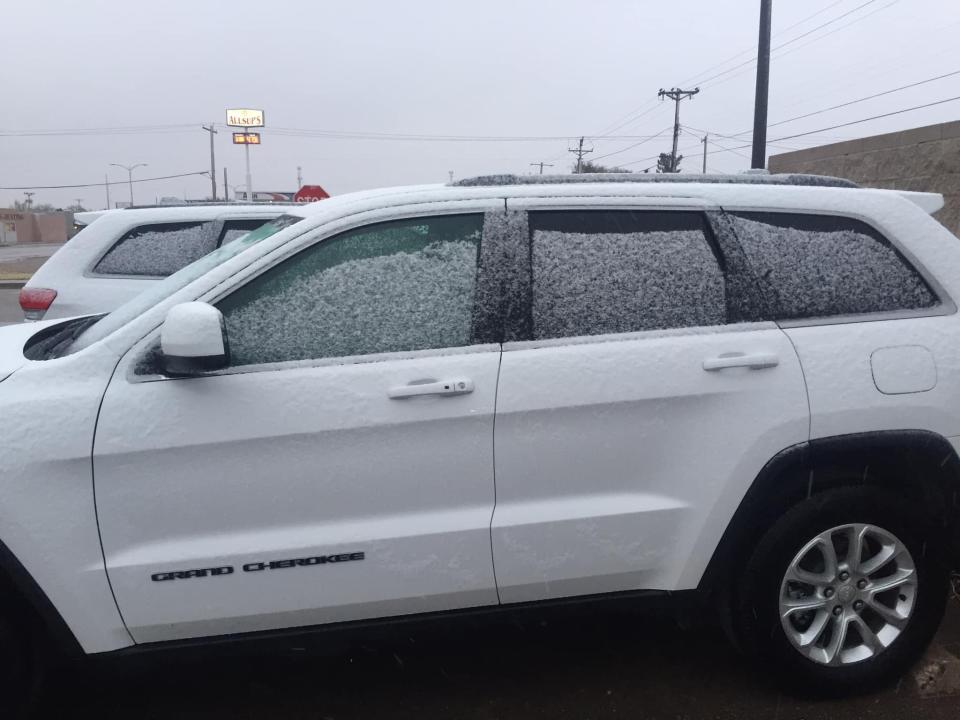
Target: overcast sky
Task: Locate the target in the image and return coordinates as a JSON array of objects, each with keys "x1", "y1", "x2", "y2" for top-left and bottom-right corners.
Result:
[{"x1": 2, "y1": 0, "x2": 959, "y2": 209}]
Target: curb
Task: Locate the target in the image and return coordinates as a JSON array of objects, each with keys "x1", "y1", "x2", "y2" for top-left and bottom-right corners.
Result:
[{"x1": 0, "y1": 281, "x2": 25, "y2": 289}]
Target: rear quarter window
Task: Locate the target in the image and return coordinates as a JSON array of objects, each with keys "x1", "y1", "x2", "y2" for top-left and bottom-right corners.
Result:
[
  {"x1": 93, "y1": 222, "x2": 214, "y2": 277},
  {"x1": 728, "y1": 212, "x2": 937, "y2": 320}
]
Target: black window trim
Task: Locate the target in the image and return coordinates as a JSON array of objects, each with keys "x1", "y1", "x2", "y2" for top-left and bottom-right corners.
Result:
[
  {"x1": 210, "y1": 215, "x2": 283, "y2": 249},
  {"x1": 720, "y1": 206, "x2": 957, "y2": 328}
]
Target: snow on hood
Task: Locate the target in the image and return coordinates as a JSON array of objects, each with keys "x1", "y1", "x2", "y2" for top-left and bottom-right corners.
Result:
[{"x1": 0, "y1": 318, "x2": 61, "y2": 382}]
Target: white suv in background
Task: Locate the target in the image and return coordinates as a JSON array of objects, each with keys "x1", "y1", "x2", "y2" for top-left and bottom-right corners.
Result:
[
  {"x1": 19, "y1": 204, "x2": 287, "y2": 320},
  {"x1": 0, "y1": 174, "x2": 959, "y2": 713}
]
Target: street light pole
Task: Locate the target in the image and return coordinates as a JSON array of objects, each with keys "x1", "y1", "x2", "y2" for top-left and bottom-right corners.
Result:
[{"x1": 109, "y1": 162, "x2": 147, "y2": 206}]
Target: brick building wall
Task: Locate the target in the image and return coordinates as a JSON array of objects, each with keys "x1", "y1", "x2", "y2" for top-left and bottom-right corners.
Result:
[{"x1": 768, "y1": 121, "x2": 960, "y2": 234}]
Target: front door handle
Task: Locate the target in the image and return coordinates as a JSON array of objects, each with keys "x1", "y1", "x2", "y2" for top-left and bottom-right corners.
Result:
[
  {"x1": 702, "y1": 353, "x2": 780, "y2": 371},
  {"x1": 388, "y1": 378, "x2": 475, "y2": 399}
]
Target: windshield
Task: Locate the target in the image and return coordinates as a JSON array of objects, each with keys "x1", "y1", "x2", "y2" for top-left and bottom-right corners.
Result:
[{"x1": 68, "y1": 214, "x2": 303, "y2": 353}]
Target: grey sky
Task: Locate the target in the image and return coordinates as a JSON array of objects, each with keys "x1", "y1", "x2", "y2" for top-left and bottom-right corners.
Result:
[{"x1": 2, "y1": 0, "x2": 959, "y2": 209}]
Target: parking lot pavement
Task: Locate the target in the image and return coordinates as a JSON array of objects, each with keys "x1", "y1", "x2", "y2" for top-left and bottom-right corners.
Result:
[
  {"x1": 0, "y1": 288, "x2": 22, "y2": 324},
  {"x1": 32, "y1": 599, "x2": 960, "y2": 719},
  {"x1": 0, "y1": 242, "x2": 62, "y2": 263}
]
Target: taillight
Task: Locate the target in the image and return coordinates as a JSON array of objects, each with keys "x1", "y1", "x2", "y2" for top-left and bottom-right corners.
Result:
[{"x1": 19, "y1": 287, "x2": 57, "y2": 321}]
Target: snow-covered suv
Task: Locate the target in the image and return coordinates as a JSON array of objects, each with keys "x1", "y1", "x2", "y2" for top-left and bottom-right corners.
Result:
[
  {"x1": 19, "y1": 204, "x2": 287, "y2": 320},
  {"x1": 1, "y1": 174, "x2": 959, "y2": 712}
]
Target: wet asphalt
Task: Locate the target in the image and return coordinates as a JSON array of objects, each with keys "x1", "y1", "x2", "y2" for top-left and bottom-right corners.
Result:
[{"x1": 31, "y1": 599, "x2": 960, "y2": 719}]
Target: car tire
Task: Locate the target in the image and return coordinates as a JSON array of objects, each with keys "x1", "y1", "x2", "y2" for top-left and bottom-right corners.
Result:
[
  {"x1": 0, "y1": 608, "x2": 34, "y2": 718},
  {"x1": 734, "y1": 486, "x2": 948, "y2": 696}
]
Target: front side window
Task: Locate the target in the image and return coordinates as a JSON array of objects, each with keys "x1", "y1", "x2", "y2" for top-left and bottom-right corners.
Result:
[
  {"x1": 728, "y1": 212, "x2": 937, "y2": 320},
  {"x1": 94, "y1": 222, "x2": 214, "y2": 276},
  {"x1": 218, "y1": 214, "x2": 484, "y2": 366},
  {"x1": 530, "y1": 210, "x2": 727, "y2": 340}
]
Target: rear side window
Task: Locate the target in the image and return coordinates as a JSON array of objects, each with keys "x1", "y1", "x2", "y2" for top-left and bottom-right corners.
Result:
[
  {"x1": 93, "y1": 222, "x2": 213, "y2": 276},
  {"x1": 728, "y1": 212, "x2": 937, "y2": 320},
  {"x1": 529, "y1": 210, "x2": 727, "y2": 340},
  {"x1": 218, "y1": 218, "x2": 269, "y2": 246}
]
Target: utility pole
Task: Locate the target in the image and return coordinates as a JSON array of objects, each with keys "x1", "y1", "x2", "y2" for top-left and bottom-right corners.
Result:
[
  {"x1": 701, "y1": 134, "x2": 709, "y2": 173},
  {"x1": 202, "y1": 124, "x2": 218, "y2": 200},
  {"x1": 530, "y1": 161, "x2": 554, "y2": 175},
  {"x1": 297, "y1": 165, "x2": 303, "y2": 188},
  {"x1": 569, "y1": 137, "x2": 593, "y2": 173},
  {"x1": 74, "y1": 198, "x2": 83, "y2": 209},
  {"x1": 244, "y1": 141, "x2": 253, "y2": 202},
  {"x1": 752, "y1": 0, "x2": 773, "y2": 169},
  {"x1": 223, "y1": 167, "x2": 229, "y2": 201},
  {"x1": 448, "y1": 171, "x2": 454, "y2": 183},
  {"x1": 109, "y1": 162, "x2": 147, "y2": 206},
  {"x1": 104, "y1": 174, "x2": 111, "y2": 209},
  {"x1": 23, "y1": 192, "x2": 34, "y2": 209},
  {"x1": 658, "y1": 87, "x2": 700, "y2": 173}
]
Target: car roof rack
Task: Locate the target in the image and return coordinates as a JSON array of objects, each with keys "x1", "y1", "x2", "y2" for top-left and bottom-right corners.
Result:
[
  {"x1": 450, "y1": 173, "x2": 859, "y2": 189},
  {"x1": 121, "y1": 201, "x2": 301, "y2": 210}
]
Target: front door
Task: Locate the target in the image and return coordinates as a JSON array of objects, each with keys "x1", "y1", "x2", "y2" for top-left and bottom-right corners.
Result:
[
  {"x1": 490, "y1": 202, "x2": 811, "y2": 603},
  {"x1": 94, "y1": 208, "x2": 503, "y2": 643}
]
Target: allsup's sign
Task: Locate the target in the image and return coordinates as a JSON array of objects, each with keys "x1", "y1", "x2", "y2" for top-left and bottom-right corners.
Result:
[{"x1": 225, "y1": 108, "x2": 265, "y2": 127}]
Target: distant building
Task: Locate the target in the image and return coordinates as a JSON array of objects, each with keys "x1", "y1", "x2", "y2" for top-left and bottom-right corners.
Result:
[
  {"x1": 0, "y1": 210, "x2": 74, "y2": 245},
  {"x1": 769, "y1": 120, "x2": 960, "y2": 234}
]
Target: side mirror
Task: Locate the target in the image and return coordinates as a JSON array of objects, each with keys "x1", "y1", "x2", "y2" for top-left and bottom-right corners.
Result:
[{"x1": 160, "y1": 302, "x2": 229, "y2": 376}]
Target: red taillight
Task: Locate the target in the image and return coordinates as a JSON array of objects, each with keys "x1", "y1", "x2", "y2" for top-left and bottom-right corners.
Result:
[{"x1": 18, "y1": 287, "x2": 57, "y2": 321}]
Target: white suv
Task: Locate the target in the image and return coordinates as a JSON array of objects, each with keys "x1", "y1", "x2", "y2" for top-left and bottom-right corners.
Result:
[
  {"x1": 19, "y1": 204, "x2": 287, "y2": 320},
  {"x1": 0, "y1": 174, "x2": 958, "y2": 712}
]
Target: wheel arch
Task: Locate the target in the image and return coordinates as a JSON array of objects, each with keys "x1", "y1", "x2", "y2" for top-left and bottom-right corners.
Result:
[
  {"x1": 0, "y1": 537, "x2": 84, "y2": 658},
  {"x1": 699, "y1": 429, "x2": 960, "y2": 597}
]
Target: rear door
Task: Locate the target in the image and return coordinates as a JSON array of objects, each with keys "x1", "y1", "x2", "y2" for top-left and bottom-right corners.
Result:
[{"x1": 490, "y1": 198, "x2": 810, "y2": 603}]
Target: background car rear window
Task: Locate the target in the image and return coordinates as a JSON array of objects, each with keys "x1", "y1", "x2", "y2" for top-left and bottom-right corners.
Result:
[
  {"x1": 218, "y1": 214, "x2": 484, "y2": 366},
  {"x1": 529, "y1": 210, "x2": 727, "y2": 340},
  {"x1": 728, "y1": 212, "x2": 937, "y2": 320},
  {"x1": 93, "y1": 222, "x2": 214, "y2": 277}
]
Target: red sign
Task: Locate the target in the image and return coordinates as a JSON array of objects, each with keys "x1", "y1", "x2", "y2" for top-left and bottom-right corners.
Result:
[{"x1": 293, "y1": 185, "x2": 330, "y2": 203}]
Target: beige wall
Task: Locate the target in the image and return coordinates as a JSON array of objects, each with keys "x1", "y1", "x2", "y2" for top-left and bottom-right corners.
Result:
[
  {"x1": 0, "y1": 210, "x2": 72, "y2": 244},
  {"x1": 768, "y1": 121, "x2": 960, "y2": 235}
]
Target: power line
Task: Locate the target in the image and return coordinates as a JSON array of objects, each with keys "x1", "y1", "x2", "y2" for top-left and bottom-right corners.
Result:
[
  {"x1": 262, "y1": 126, "x2": 668, "y2": 142},
  {"x1": 676, "y1": 0, "x2": 848, "y2": 88},
  {"x1": 692, "y1": 0, "x2": 883, "y2": 90},
  {"x1": 724, "y1": 69, "x2": 960, "y2": 138},
  {"x1": 622, "y1": 95, "x2": 960, "y2": 167},
  {"x1": 592, "y1": 0, "x2": 890, "y2": 141},
  {"x1": 0, "y1": 123, "x2": 669, "y2": 143},
  {"x1": 591, "y1": 126, "x2": 673, "y2": 162},
  {"x1": 693, "y1": 0, "x2": 902, "y2": 96},
  {"x1": 769, "y1": 95, "x2": 960, "y2": 143},
  {"x1": 0, "y1": 171, "x2": 210, "y2": 191},
  {"x1": 0, "y1": 124, "x2": 199, "y2": 137}
]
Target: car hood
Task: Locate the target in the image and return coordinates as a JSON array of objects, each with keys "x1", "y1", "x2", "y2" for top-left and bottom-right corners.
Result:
[{"x1": 0, "y1": 318, "x2": 64, "y2": 382}]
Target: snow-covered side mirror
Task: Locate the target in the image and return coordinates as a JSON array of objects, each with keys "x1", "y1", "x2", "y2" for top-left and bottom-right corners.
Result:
[{"x1": 160, "y1": 302, "x2": 229, "y2": 376}]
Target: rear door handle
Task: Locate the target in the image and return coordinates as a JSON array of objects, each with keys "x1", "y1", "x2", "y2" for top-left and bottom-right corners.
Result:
[
  {"x1": 388, "y1": 378, "x2": 475, "y2": 399},
  {"x1": 702, "y1": 353, "x2": 779, "y2": 371}
]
